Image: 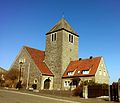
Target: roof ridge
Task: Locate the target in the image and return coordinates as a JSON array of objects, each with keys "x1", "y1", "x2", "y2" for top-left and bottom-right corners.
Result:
[
  {"x1": 24, "y1": 46, "x2": 44, "y2": 52},
  {"x1": 71, "y1": 56, "x2": 102, "y2": 62}
]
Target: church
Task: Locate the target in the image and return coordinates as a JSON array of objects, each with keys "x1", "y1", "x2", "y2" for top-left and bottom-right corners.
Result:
[{"x1": 10, "y1": 18, "x2": 109, "y2": 90}]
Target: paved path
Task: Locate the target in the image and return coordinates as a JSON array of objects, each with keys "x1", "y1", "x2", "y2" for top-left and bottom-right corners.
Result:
[
  {"x1": 0, "y1": 89, "x2": 80, "y2": 103},
  {"x1": 0, "y1": 89, "x2": 119, "y2": 103}
]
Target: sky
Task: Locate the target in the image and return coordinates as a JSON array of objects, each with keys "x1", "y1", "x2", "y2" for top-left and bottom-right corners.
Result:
[{"x1": 0, "y1": 0, "x2": 120, "y2": 84}]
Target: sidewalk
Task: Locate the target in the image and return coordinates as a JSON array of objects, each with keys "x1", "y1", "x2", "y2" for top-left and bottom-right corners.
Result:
[{"x1": 1, "y1": 87, "x2": 119, "y2": 103}]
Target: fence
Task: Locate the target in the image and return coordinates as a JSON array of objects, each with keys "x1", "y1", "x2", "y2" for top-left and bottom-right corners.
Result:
[{"x1": 88, "y1": 85, "x2": 108, "y2": 98}]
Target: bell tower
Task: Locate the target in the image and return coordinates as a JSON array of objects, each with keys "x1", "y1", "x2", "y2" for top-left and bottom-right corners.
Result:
[{"x1": 45, "y1": 18, "x2": 79, "y2": 90}]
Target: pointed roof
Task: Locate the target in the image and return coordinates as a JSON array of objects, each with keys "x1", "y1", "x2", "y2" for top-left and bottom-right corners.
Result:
[
  {"x1": 46, "y1": 18, "x2": 78, "y2": 37},
  {"x1": 25, "y1": 46, "x2": 53, "y2": 76},
  {"x1": 63, "y1": 57, "x2": 101, "y2": 78},
  {"x1": 0, "y1": 67, "x2": 7, "y2": 73}
]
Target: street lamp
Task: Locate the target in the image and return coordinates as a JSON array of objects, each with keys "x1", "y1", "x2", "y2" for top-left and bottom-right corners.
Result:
[
  {"x1": 19, "y1": 58, "x2": 25, "y2": 82},
  {"x1": 19, "y1": 62, "x2": 23, "y2": 82}
]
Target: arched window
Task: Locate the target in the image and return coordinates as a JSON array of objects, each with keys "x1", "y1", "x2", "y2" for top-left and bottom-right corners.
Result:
[{"x1": 34, "y1": 78, "x2": 38, "y2": 84}]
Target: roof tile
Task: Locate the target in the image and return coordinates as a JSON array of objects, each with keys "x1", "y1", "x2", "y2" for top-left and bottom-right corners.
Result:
[
  {"x1": 25, "y1": 46, "x2": 53, "y2": 76},
  {"x1": 46, "y1": 18, "x2": 78, "y2": 36},
  {"x1": 63, "y1": 57, "x2": 101, "y2": 78}
]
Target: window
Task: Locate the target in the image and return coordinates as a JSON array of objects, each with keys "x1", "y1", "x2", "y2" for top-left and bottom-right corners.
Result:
[
  {"x1": 51, "y1": 33, "x2": 57, "y2": 41},
  {"x1": 64, "y1": 81, "x2": 70, "y2": 87},
  {"x1": 34, "y1": 79, "x2": 38, "y2": 84},
  {"x1": 82, "y1": 70, "x2": 89, "y2": 74},
  {"x1": 69, "y1": 34, "x2": 73, "y2": 43},
  {"x1": 68, "y1": 71, "x2": 74, "y2": 76},
  {"x1": 19, "y1": 58, "x2": 26, "y2": 63},
  {"x1": 64, "y1": 81, "x2": 67, "y2": 87}
]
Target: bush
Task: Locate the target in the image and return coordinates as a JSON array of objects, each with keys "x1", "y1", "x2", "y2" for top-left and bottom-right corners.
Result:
[
  {"x1": 3, "y1": 79, "x2": 13, "y2": 87},
  {"x1": 72, "y1": 85, "x2": 83, "y2": 97}
]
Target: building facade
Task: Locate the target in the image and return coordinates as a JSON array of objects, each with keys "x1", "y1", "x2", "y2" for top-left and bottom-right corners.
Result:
[
  {"x1": 45, "y1": 18, "x2": 79, "y2": 90},
  {"x1": 10, "y1": 18, "x2": 109, "y2": 90}
]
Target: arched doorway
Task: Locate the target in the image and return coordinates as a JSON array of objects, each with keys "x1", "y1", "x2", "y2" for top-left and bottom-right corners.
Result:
[{"x1": 44, "y1": 78, "x2": 51, "y2": 89}]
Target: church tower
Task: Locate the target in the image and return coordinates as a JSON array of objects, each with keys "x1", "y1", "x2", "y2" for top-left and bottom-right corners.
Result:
[{"x1": 45, "y1": 18, "x2": 79, "y2": 90}]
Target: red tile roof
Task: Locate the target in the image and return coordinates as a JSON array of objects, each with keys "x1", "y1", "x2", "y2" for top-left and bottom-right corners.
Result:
[
  {"x1": 63, "y1": 57, "x2": 101, "y2": 78},
  {"x1": 25, "y1": 46, "x2": 53, "y2": 76}
]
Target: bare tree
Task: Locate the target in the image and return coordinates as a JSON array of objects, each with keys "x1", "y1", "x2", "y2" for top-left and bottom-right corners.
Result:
[{"x1": 4, "y1": 68, "x2": 19, "y2": 87}]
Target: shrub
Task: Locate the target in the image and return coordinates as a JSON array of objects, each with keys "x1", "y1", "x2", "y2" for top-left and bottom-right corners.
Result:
[
  {"x1": 72, "y1": 85, "x2": 83, "y2": 97},
  {"x1": 3, "y1": 79, "x2": 13, "y2": 87}
]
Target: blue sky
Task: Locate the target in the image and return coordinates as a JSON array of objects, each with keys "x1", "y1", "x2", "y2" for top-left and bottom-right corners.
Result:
[{"x1": 0, "y1": 0, "x2": 120, "y2": 84}]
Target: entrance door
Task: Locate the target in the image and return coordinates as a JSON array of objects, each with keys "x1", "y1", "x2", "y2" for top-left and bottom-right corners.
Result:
[{"x1": 44, "y1": 78, "x2": 50, "y2": 89}]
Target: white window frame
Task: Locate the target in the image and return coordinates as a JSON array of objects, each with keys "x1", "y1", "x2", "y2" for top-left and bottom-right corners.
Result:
[
  {"x1": 68, "y1": 71, "x2": 74, "y2": 76},
  {"x1": 51, "y1": 33, "x2": 57, "y2": 42},
  {"x1": 64, "y1": 81, "x2": 70, "y2": 87},
  {"x1": 34, "y1": 78, "x2": 38, "y2": 84},
  {"x1": 68, "y1": 34, "x2": 74, "y2": 43},
  {"x1": 82, "y1": 70, "x2": 89, "y2": 74}
]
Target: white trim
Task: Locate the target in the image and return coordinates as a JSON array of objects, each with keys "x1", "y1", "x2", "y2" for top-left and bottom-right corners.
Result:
[
  {"x1": 51, "y1": 32, "x2": 57, "y2": 42},
  {"x1": 26, "y1": 63, "x2": 30, "y2": 89},
  {"x1": 68, "y1": 33, "x2": 74, "y2": 44},
  {"x1": 64, "y1": 80, "x2": 70, "y2": 87},
  {"x1": 34, "y1": 78, "x2": 38, "y2": 84}
]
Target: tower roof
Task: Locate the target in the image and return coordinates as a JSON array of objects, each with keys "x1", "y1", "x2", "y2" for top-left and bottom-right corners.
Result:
[{"x1": 46, "y1": 18, "x2": 78, "y2": 36}]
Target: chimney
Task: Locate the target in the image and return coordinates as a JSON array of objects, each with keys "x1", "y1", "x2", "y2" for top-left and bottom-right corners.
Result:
[{"x1": 89, "y1": 56, "x2": 93, "y2": 59}]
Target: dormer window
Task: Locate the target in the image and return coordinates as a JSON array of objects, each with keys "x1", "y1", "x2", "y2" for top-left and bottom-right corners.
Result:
[
  {"x1": 68, "y1": 71, "x2": 74, "y2": 76},
  {"x1": 82, "y1": 70, "x2": 89, "y2": 74},
  {"x1": 51, "y1": 33, "x2": 57, "y2": 41},
  {"x1": 69, "y1": 34, "x2": 73, "y2": 43},
  {"x1": 67, "y1": 69, "x2": 76, "y2": 76}
]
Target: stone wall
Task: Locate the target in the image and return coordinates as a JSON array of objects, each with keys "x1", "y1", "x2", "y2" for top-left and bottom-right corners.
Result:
[
  {"x1": 45, "y1": 31, "x2": 63, "y2": 90},
  {"x1": 61, "y1": 30, "x2": 78, "y2": 75},
  {"x1": 10, "y1": 47, "x2": 42, "y2": 89},
  {"x1": 95, "y1": 57, "x2": 109, "y2": 84},
  {"x1": 45, "y1": 30, "x2": 79, "y2": 90}
]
